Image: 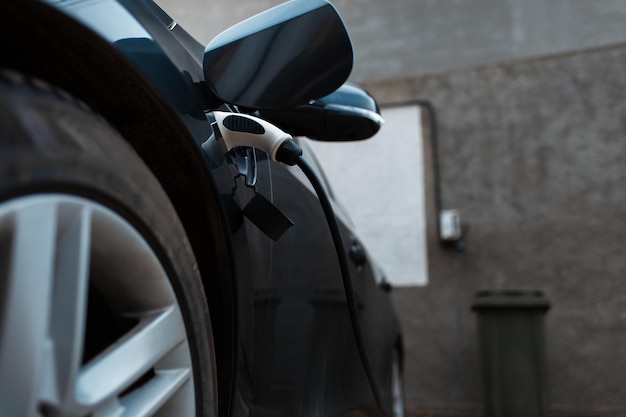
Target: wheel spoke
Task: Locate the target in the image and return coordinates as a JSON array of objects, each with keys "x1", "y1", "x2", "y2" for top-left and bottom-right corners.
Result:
[
  {"x1": 0, "y1": 200, "x2": 58, "y2": 416},
  {"x1": 49, "y1": 204, "x2": 93, "y2": 406},
  {"x1": 76, "y1": 306, "x2": 185, "y2": 407}
]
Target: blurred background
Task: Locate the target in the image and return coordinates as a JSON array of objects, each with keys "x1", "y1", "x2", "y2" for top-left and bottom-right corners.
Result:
[{"x1": 157, "y1": 0, "x2": 626, "y2": 415}]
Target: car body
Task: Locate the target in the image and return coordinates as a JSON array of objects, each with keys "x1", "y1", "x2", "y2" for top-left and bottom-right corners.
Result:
[{"x1": 0, "y1": 1, "x2": 402, "y2": 417}]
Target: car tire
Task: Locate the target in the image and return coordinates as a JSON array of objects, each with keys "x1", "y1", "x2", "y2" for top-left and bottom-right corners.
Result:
[{"x1": 0, "y1": 72, "x2": 217, "y2": 417}]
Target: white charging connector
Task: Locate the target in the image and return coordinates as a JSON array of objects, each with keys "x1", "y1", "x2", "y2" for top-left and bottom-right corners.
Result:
[{"x1": 213, "y1": 111, "x2": 299, "y2": 164}]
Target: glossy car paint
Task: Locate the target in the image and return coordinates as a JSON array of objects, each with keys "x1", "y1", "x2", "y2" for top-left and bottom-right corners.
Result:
[{"x1": 13, "y1": 1, "x2": 402, "y2": 416}]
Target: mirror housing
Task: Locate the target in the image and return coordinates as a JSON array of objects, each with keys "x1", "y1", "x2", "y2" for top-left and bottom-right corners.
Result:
[
  {"x1": 259, "y1": 83, "x2": 384, "y2": 141},
  {"x1": 203, "y1": 0, "x2": 353, "y2": 109}
]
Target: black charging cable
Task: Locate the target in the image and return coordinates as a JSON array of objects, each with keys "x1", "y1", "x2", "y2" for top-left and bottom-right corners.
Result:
[
  {"x1": 295, "y1": 156, "x2": 387, "y2": 415},
  {"x1": 269, "y1": 139, "x2": 390, "y2": 416}
]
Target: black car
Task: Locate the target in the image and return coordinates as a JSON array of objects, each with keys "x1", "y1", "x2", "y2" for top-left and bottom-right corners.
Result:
[{"x1": 0, "y1": 1, "x2": 403, "y2": 417}]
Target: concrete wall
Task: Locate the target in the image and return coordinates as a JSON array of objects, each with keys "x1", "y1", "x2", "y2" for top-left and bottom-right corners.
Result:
[{"x1": 361, "y1": 43, "x2": 626, "y2": 416}]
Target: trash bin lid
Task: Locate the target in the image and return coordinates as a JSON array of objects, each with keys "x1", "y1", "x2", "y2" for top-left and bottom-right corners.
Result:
[{"x1": 472, "y1": 290, "x2": 551, "y2": 311}]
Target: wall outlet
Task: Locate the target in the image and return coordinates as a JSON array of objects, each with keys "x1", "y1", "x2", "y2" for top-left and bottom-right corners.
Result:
[{"x1": 439, "y1": 209, "x2": 461, "y2": 241}]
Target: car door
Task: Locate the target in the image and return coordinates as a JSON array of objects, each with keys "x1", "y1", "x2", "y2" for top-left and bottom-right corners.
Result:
[{"x1": 227, "y1": 147, "x2": 392, "y2": 417}]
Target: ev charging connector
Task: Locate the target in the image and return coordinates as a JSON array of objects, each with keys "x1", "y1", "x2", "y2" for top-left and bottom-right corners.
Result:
[{"x1": 213, "y1": 111, "x2": 302, "y2": 165}]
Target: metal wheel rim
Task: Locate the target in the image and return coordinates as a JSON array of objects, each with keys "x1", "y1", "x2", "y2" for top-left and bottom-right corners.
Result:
[
  {"x1": 0, "y1": 194, "x2": 195, "y2": 417},
  {"x1": 391, "y1": 353, "x2": 405, "y2": 417}
]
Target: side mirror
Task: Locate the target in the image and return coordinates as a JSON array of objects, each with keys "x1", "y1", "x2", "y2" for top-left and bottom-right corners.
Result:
[
  {"x1": 203, "y1": 0, "x2": 353, "y2": 109},
  {"x1": 259, "y1": 83, "x2": 384, "y2": 141}
]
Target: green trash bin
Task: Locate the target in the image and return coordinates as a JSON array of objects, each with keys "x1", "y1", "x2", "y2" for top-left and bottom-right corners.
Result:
[{"x1": 472, "y1": 290, "x2": 551, "y2": 417}]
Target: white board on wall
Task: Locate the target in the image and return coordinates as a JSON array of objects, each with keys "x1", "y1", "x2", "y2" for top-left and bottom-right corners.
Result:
[{"x1": 305, "y1": 104, "x2": 429, "y2": 286}]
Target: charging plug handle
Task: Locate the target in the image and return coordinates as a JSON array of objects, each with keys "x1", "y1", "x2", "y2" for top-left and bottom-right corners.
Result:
[{"x1": 213, "y1": 111, "x2": 302, "y2": 165}]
